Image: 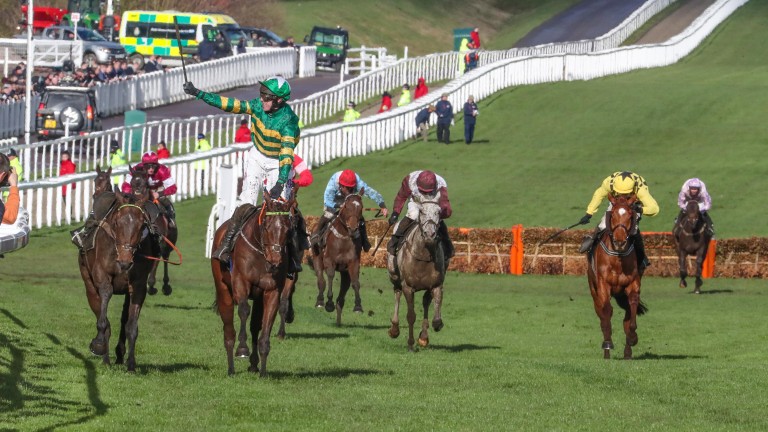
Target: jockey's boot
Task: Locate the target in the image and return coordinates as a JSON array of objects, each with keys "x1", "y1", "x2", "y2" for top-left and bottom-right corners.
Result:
[
  {"x1": 160, "y1": 198, "x2": 176, "y2": 228},
  {"x1": 310, "y1": 213, "x2": 333, "y2": 252},
  {"x1": 212, "y1": 204, "x2": 255, "y2": 263},
  {"x1": 359, "y1": 219, "x2": 371, "y2": 252},
  {"x1": 294, "y1": 209, "x2": 311, "y2": 251},
  {"x1": 579, "y1": 226, "x2": 601, "y2": 254},
  {"x1": 634, "y1": 233, "x2": 650, "y2": 272},
  {"x1": 703, "y1": 212, "x2": 715, "y2": 237},
  {"x1": 286, "y1": 231, "x2": 303, "y2": 279},
  {"x1": 71, "y1": 216, "x2": 98, "y2": 253},
  {"x1": 387, "y1": 217, "x2": 415, "y2": 255},
  {"x1": 438, "y1": 220, "x2": 455, "y2": 259}
]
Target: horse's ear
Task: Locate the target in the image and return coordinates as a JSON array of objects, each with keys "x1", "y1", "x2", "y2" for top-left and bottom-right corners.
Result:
[
  {"x1": 96, "y1": 164, "x2": 102, "y2": 174},
  {"x1": 106, "y1": 166, "x2": 112, "y2": 176},
  {"x1": 128, "y1": 164, "x2": 135, "y2": 176},
  {"x1": 627, "y1": 195, "x2": 638, "y2": 205},
  {"x1": 607, "y1": 194, "x2": 616, "y2": 205},
  {"x1": 358, "y1": 187, "x2": 365, "y2": 197}
]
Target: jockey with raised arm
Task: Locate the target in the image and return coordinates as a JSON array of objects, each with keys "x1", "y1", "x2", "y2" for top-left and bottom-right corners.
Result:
[
  {"x1": 311, "y1": 169, "x2": 388, "y2": 253},
  {"x1": 122, "y1": 151, "x2": 177, "y2": 226},
  {"x1": 578, "y1": 171, "x2": 659, "y2": 272},
  {"x1": 387, "y1": 170, "x2": 454, "y2": 259},
  {"x1": 678, "y1": 177, "x2": 714, "y2": 236},
  {"x1": 184, "y1": 76, "x2": 302, "y2": 265}
]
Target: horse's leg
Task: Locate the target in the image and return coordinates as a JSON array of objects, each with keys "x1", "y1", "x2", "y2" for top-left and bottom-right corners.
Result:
[
  {"x1": 431, "y1": 286, "x2": 444, "y2": 332},
  {"x1": 257, "y1": 289, "x2": 280, "y2": 378},
  {"x1": 677, "y1": 248, "x2": 688, "y2": 289},
  {"x1": 693, "y1": 244, "x2": 708, "y2": 294},
  {"x1": 213, "y1": 261, "x2": 236, "y2": 376},
  {"x1": 248, "y1": 294, "x2": 264, "y2": 374},
  {"x1": 91, "y1": 282, "x2": 113, "y2": 364},
  {"x1": 148, "y1": 261, "x2": 159, "y2": 295},
  {"x1": 592, "y1": 282, "x2": 613, "y2": 359},
  {"x1": 80, "y1": 257, "x2": 101, "y2": 317},
  {"x1": 335, "y1": 271, "x2": 351, "y2": 327},
  {"x1": 162, "y1": 260, "x2": 173, "y2": 296},
  {"x1": 349, "y1": 261, "x2": 363, "y2": 314},
  {"x1": 235, "y1": 298, "x2": 250, "y2": 358},
  {"x1": 277, "y1": 277, "x2": 296, "y2": 340},
  {"x1": 124, "y1": 283, "x2": 147, "y2": 373},
  {"x1": 388, "y1": 289, "x2": 402, "y2": 339},
  {"x1": 623, "y1": 286, "x2": 641, "y2": 360},
  {"x1": 324, "y1": 266, "x2": 336, "y2": 313},
  {"x1": 418, "y1": 290, "x2": 432, "y2": 347},
  {"x1": 314, "y1": 255, "x2": 326, "y2": 308},
  {"x1": 115, "y1": 294, "x2": 129, "y2": 365},
  {"x1": 403, "y1": 286, "x2": 417, "y2": 352}
]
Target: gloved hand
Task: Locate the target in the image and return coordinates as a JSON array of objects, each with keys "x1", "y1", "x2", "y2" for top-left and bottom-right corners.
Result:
[
  {"x1": 183, "y1": 81, "x2": 199, "y2": 97},
  {"x1": 388, "y1": 212, "x2": 399, "y2": 226},
  {"x1": 633, "y1": 202, "x2": 644, "y2": 215},
  {"x1": 579, "y1": 214, "x2": 592, "y2": 225},
  {"x1": 269, "y1": 182, "x2": 284, "y2": 199}
]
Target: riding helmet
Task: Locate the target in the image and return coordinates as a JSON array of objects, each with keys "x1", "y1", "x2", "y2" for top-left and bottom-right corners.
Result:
[
  {"x1": 339, "y1": 169, "x2": 357, "y2": 188},
  {"x1": 416, "y1": 170, "x2": 437, "y2": 194},
  {"x1": 142, "y1": 151, "x2": 159, "y2": 164},
  {"x1": 259, "y1": 76, "x2": 291, "y2": 101}
]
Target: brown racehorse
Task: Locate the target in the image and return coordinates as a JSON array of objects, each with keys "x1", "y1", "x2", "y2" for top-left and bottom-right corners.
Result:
[
  {"x1": 311, "y1": 191, "x2": 365, "y2": 326},
  {"x1": 147, "y1": 204, "x2": 179, "y2": 297},
  {"x1": 387, "y1": 198, "x2": 446, "y2": 351},
  {"x1": 78, "y1": 189, "x2": 155, "y2": 372},
  {"x1": 587, "y1": 194, "x2": 648, "y2": 360},
  {"x1": 210, "y1": 194, "x2": 296, "y2": 376},
  {"x1": 93, "y1": 165, "x2": 112, "y2": 196},
  {"x1": 672, "y1": 200, "x2": 712, "y2": 294}
]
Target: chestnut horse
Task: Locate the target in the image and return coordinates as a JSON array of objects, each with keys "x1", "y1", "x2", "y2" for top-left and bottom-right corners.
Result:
[
  {"x1": 78, "y1": 191, "x2": 154, "y2": 372},
  {"x1": 672, "y1": 200, "x2": 712, "y2": 294},
  {"x1": 587, "y1": 194, "x2": 648, "y2": 360},
  {"x1": 210, "y1": 195, "x2": 296, "y2": 376},
  {"x1": 311, "y1": 191, "x2": 364, "y2": 326},
  {"x1": 387, "y1": 198, "x2": 446, "y2": 351}
]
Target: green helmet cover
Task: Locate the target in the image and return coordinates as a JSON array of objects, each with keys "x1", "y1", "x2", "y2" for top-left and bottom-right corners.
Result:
[{"x1": 260, "y1": 76, "x2": 291, "y2": 100}]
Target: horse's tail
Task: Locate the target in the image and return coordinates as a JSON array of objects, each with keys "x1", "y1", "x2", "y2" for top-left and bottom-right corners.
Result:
[{"x1": 614, "y1": 292, "x2": 648, "y2": 316}]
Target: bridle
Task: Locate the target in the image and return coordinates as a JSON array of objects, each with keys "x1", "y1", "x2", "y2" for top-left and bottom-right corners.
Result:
[
  {"x1": 239, "y1": 201, "x2": 293, "y2": 257},
  {"x1": 602, "y1": 202, "x2": 636, "y2": 256},
  {"x1": 98, "y1": 203, "x2": 150, "y2": 259},
  {"x1": 330, "y1": 193, "x2": 361, "y2": 239},
  {"x1": 417, "y1": 199, "x2": 441, "y2": 239}
]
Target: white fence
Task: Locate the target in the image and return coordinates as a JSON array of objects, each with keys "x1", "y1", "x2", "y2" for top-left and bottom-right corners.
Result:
[
  {"x1": 344, "y1": 46, "x2": 400, "y2": 75},
  {"x1": 0, "y1": 39, "x2": 84, "y2": 71},
  {"x1": 5, "y1": 0, "x2": 748, "y2": 230}
]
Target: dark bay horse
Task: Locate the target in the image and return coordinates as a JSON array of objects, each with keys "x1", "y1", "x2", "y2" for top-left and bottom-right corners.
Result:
[
  {"x1": 210, "y1": 195, "x2": 296, "y2": 376},
  {"x1": 587, "y1": 194, "x2": 648, "y2": 360},
  {"x1": 78, "y1": 190, "x2": 154, "y2": 372},
  {"x1": 93, "y1": 165, "x2": 112, "y2": 196},
  {"x1": 672, "y1": 200, "x2": 712, "y2": 294},
  {"x1": 311, "y1": 191, "x2": 365, "y2": 326},
  {"x1": 147, "y1": 204, "x2": 179, "y2": 297},
  {"x1": 387, "y1": 198, "x2": 446, "y2": 351}
]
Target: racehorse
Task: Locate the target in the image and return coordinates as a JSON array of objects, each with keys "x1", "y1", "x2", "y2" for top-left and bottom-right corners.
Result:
[
  {"x1": 672, "y1": 200, "x2": 712, "y2": 294},
  {"x1": 587, "y1": 194, "x2": 648, "y2": 360},
  {"x1": 387, "y1": 197, "x2": 446, "y2": 351},
  {"x1": 93, "y1": 165, "x2": 112, "y2": 196},
  {"x1": 78, "y1": 189, "x2": 154, "y2": 372},
  {"x1": 210, "y1": 194, "x2": 296, "y2": 376},
  {"x1": 311, "y1": 191, "x2": 365, "y2": 326}
]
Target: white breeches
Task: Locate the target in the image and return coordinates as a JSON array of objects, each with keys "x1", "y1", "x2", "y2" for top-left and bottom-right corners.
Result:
[{"x1": 239, "y1": 147, "x2": 292, "y2": 205}]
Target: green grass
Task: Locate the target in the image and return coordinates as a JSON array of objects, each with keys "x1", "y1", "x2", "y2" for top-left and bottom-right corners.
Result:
[
  {"x1": 295, "y1": 0, "x2": 768, "y2": 238},
  {"x1": 2, "y1": 197, "x2": 768, "y2": 431}
]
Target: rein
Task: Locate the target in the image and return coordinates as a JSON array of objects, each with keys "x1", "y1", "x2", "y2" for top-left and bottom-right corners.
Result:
[
  {"x1": 139, "y1": 235, "x2": 183, "y2": 265},
  {"x1": 241, "y1": 203, "x2": 292, "y2": 256}
]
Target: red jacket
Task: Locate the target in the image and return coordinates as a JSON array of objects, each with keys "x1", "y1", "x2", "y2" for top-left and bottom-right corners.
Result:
[
  {"x1": 60, "y1": 159, "x2": 76, "y2": 195},
  {"x1": 235, "y1": 125, "x2": 251, "y2": 143},
  {"x1": 122, "y1": 163, "x2": 177, "y2": 196},
  {"x1": 264, "y1": 155, "x2": 313, "y2": 188},
  {"x1": 393, "y1": 171, "x2": 451, "y2": 219},
  {"x1": 414, "y1": 77, "x2": 428, "y2": 99},
  {"x1": 157, "y1": 147, "x2": 171, "y2": 159},
  {"x1": 470, "y1": 30, "x2": 481, "y2": 49},
  {"x1": 378, "y1": 95, "x2": 392, "y2": 113}
]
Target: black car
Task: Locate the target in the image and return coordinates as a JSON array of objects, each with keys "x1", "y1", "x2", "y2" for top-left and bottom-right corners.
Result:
[
  {"x1": 36, "y1": 84, "x2": 102, "y2": 139},
  {"x1": 241, "y1": 27, "x2": 285, "y2": 47}
]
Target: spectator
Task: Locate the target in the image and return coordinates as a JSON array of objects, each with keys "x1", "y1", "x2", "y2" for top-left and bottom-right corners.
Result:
[
  {"x1": 236, "y1": 38, "x2": 246, "y2": 55},
  {"x1": 198, "y1": 31, "x2": 216, "y2": 62},
  {"x1": 415, "y1": 104, "x2": 436, "y2": 142},
  {"x1": 108, "y1": 140, "x2": 126, "y2": 192},
  {"x1": 435, "y1": 93, "x2": 453, "y2": 144},
  {"x1": 463, "y1": 95, "x2": 479, "y2": 145},
  {"x1": 143, "y1": 55, "x2": 159, "y2": 73},
  {"x1": 248, "y1": 32, "x2": 264, "y2": 47},
  {"x1": 194, "y1": 133, "x2": 212, "y2": 188},
  {"x1": 458, "y1": 38, "x2": 470, "y2": 75},
  {"x1": 470, "y1": 27, "x2": 481, "y2": 49},
  {"x1": 0, "y1": 154, "x2": 20, "y2": 225},
  {"x1": 377, "y1": 91, "x2": 392, "y2": 113},
  {"x1": 235, "y1": 119, "x2": 251, "y2": 143},
  {"x1": 7, "y1": 148, "x2": 23, "y2": 181},
  {"x1": 213, "y1": 32, "x2": 232, "y2": 59},
  {"x1": 464, "y1": 45, "x2": 479, "y2": 72},
  {"x1": 156, "y1": 141, "x2": 170, "y2": 159},
  {"x1": 280, "y1": 36, "x2": 295, "y2": 48},
  {"x1": 59, "y1": 150, "x2": 77, "y2": 199},
  {"x1": 343, "y1": 101, "x2": 361, "y2": 132},
  {"x1": 414, "y1": 77, "x2": 428, "y2": 99},
  {"x1": 397, "y1": 83, "x2": 411, "y2": 107}
]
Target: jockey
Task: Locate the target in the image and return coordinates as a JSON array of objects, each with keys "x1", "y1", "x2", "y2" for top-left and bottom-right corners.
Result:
[
  {"x1": 122, "y1": 151, "x2": 177, "y2": 227},
  {"x1": 387, "y1": 170, "x2": 454, "y2": 259},
  {"x1": 578, "y1": 171, "x2": 659, "y2": 271},
  {"x1": 311, "y1": 169, "x2": 389, "y2": 252},
  {"x1": 678, "y1": 177, "x2": 714, "y2": 236}
]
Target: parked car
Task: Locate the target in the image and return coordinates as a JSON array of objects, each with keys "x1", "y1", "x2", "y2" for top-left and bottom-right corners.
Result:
[
  {"x1": 36, "y1": 84, "x2": 102, "y2": 139},
  {"x1": 40, "y1": 25, "x2": 127, "y2": 66},
  {"x1": 241, "y1": 27, "x2": 285, "y2": 47},
  {"x1": 304, "y1": 26, "x2": 349, "y2": 71}
]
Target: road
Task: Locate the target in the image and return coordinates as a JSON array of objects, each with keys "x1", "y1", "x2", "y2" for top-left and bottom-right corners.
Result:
[{"x1": 635, "y1": 0, "x2": 716, "y2": 44}]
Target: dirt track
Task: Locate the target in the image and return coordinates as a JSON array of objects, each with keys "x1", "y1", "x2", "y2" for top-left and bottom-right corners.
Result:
[{"x1": 635, "y1": 0, "x2": 717, "y2": 44}]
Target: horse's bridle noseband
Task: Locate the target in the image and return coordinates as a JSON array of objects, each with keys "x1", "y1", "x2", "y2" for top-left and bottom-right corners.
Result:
[
  {"x1": 102, "y1": 203, "x2": 150, "y2": 258},
  {"x1": 331, "y1": 194, "x2": 361, "y2": 238}
]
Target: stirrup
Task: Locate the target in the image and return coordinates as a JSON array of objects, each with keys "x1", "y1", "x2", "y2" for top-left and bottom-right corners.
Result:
[{"x1": 212, "y1": 244, "x2": 231, "y2": 263}]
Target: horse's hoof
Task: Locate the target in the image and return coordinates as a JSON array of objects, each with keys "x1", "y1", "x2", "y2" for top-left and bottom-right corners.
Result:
[
  {"x1": 432, "y1": 319, "x2": 444, "y2": 332},
  {"x1": 353, "y1": 305, "x2": 363, "y2": 313},
  {"x1": 248, "y1": 365, "x2": 259, "y2": 373},
  {"x1": 679, "y1": 280, "x2": 687, "y2": 289},
  {"x1": 148, "y1": 286, "x2": 158, "y2": 295},
  {"x1": 277, "y1": 333, "x2": 286, "y2": 341},
  {"x1": 601, "y1": 341, "x2": 614, "y2": 350},
  {"x1": 603, "y1": 349, "x2": 611, "y2": 359},
  {"x1": 418, "y1": 337, "x2": 429, "y2": 347},
  {"x1": 236, "y1": 347, "x2": 250, "y2": 358},
  {"x1": 90, "y1": 339, "x2": 107, "y2": 356},
  {"x1": 315, "y1": 300, "x2": 324, "y2": 308},
  {"x1": 324, "y1": 301, "x2": 335, "y2": 313},
  {"x1": 162, "y1": 285, "x2": 173, "y2": 296},
  {"x1": 693, "y1": 288, "x2": 701, "y2": 294}
]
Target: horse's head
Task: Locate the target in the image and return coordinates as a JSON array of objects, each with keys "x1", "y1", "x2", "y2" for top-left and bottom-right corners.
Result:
[
  {"x1": 338, "y1": 189, "x2": 364, "y2": 236},
  {"x1": 112, "y1": 192, "x2": 149, "y2": 272},
  {"x1": 129, "y1": 165, "x2": 150, "y2": 202},
  {"x1": 260, "y1": 193, "x2": 296, "y2": 272},
  {"x1": 685, "y1": 200, "x2": 700, "y2": 226},
  {"x1": 606, "y1": 194, "x2": 637, "y2": 251},
  {"x1": 94, "y1": 164, "x2": 112, "y2": 196},
  {"x1": 418, "y1": 194, "x2": 442, "y2": 247}
]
